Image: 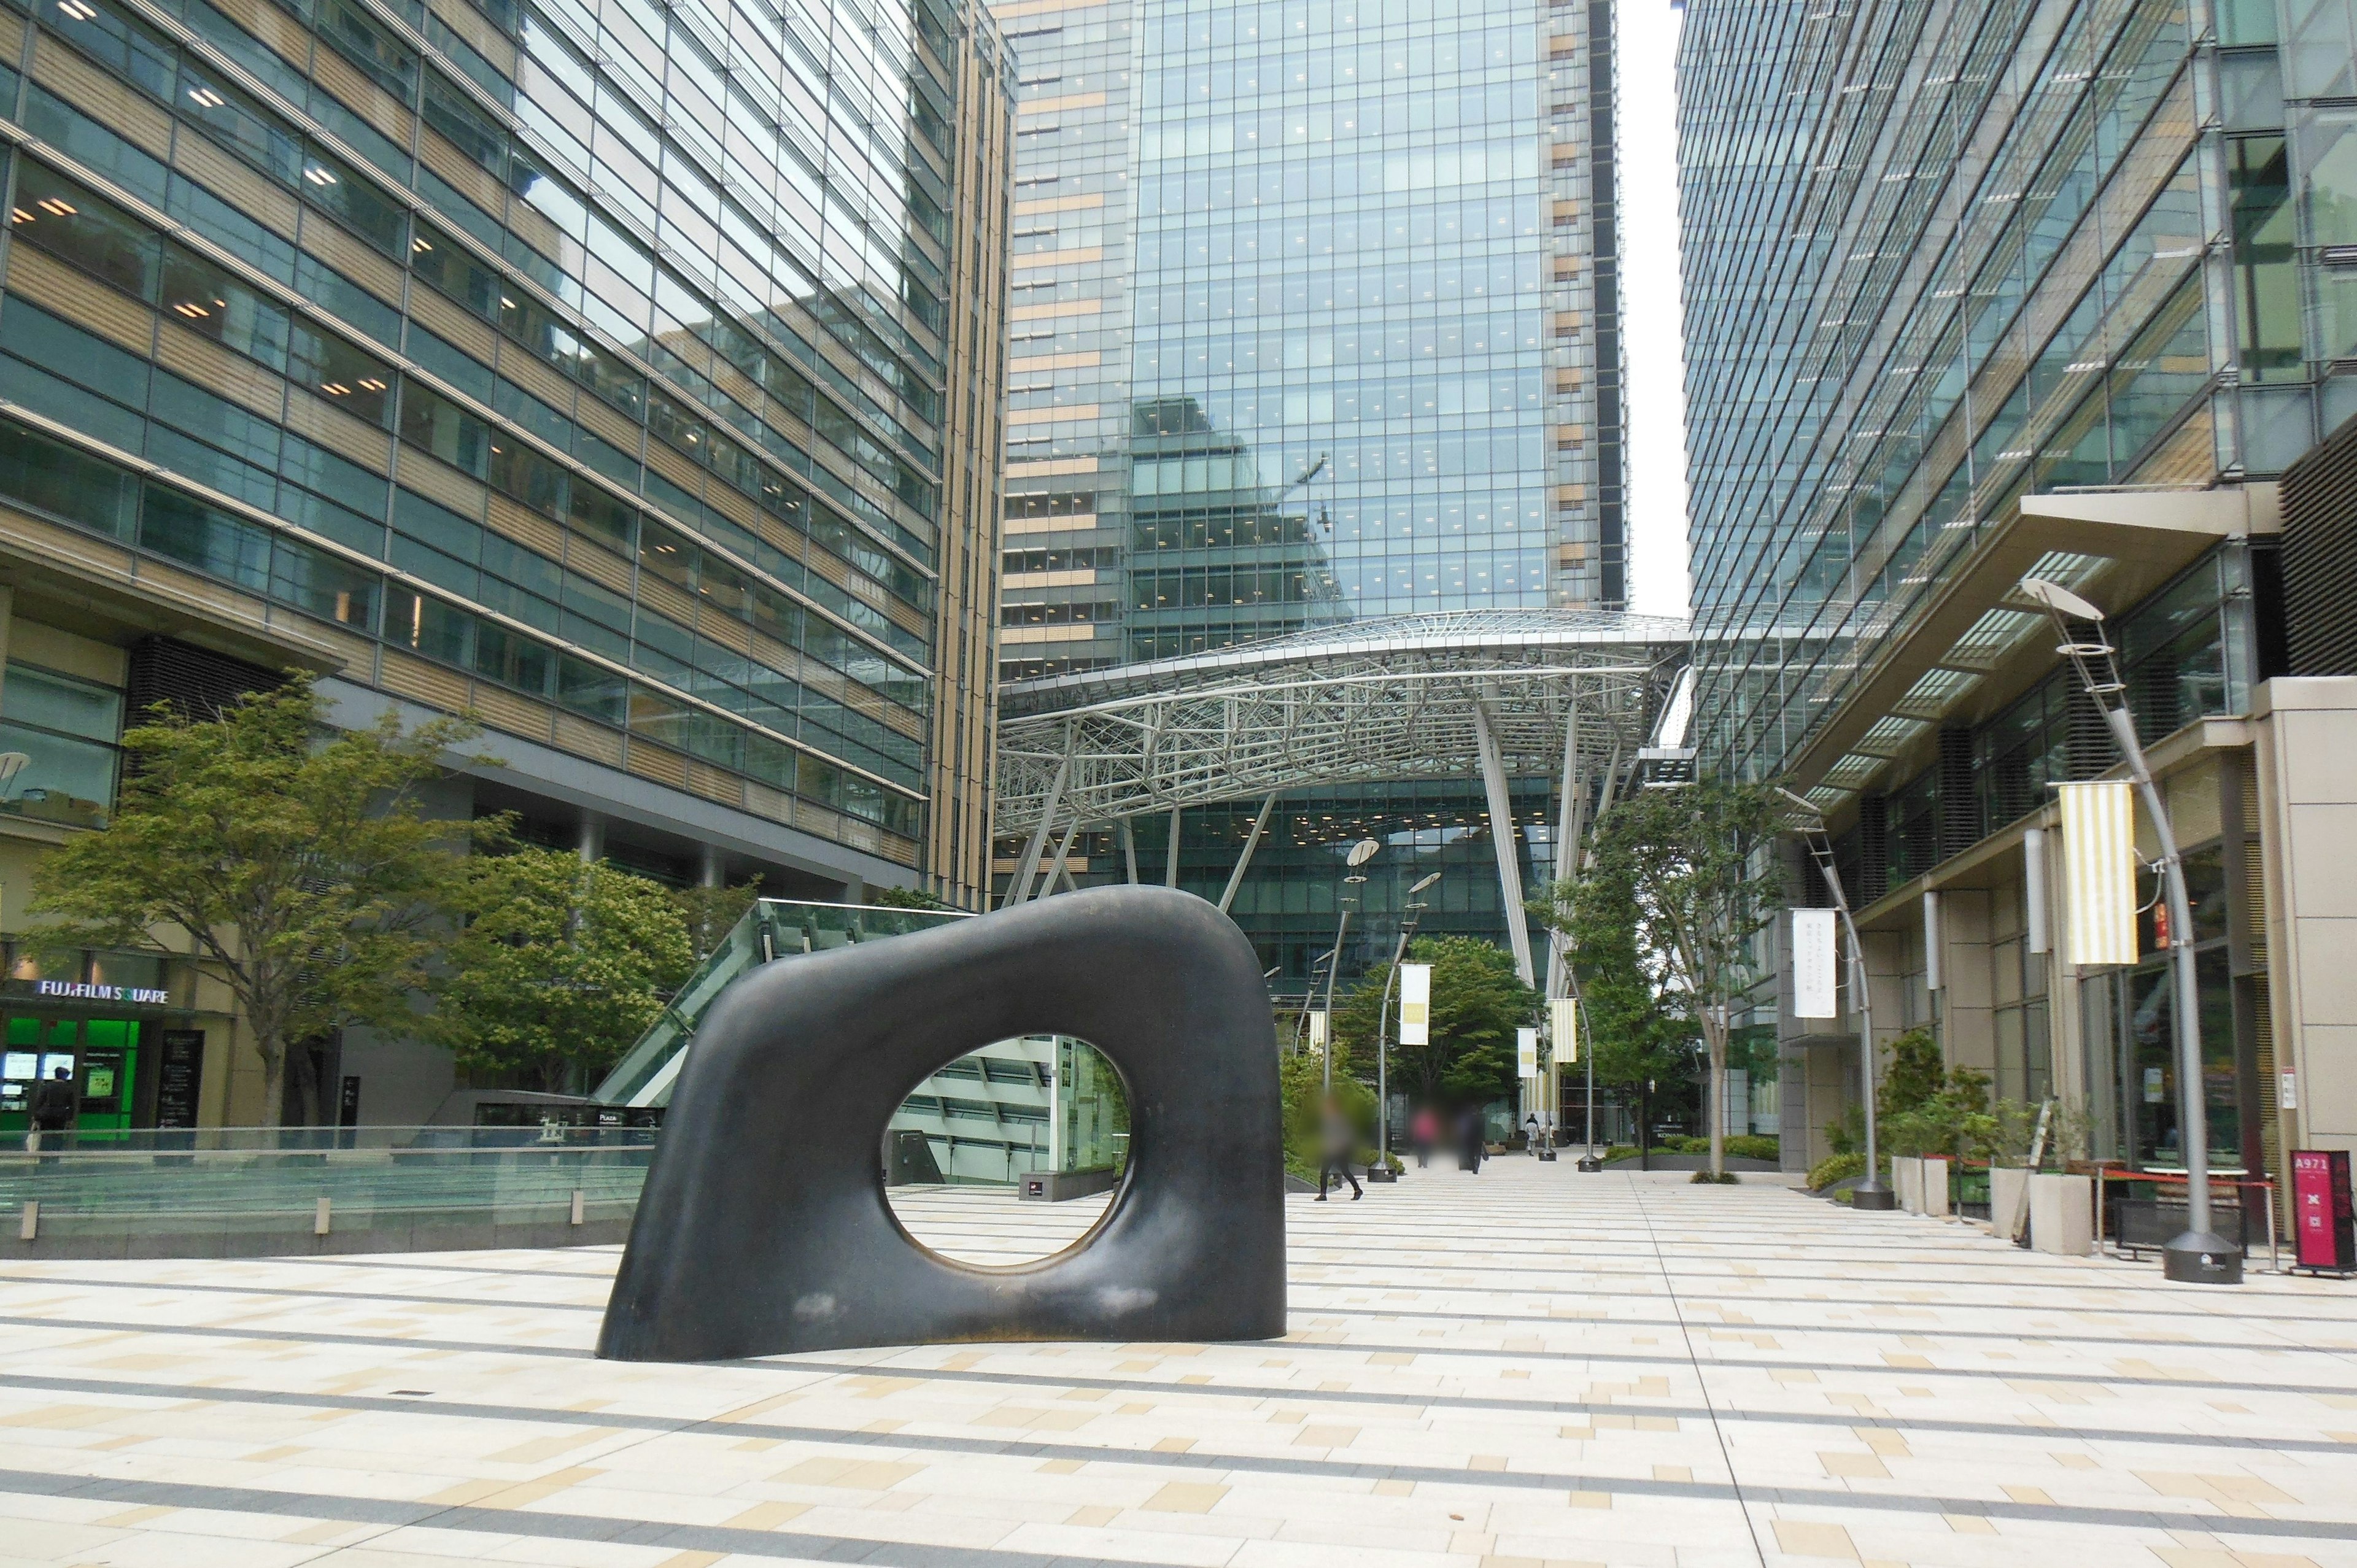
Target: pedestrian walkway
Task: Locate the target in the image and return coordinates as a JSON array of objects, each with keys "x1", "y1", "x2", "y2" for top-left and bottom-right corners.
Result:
[{"x1": 0, "y1": 1159, "x2": 2352, "y2": 1566}]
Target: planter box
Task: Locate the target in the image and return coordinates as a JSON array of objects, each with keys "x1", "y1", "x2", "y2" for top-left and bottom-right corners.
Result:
[
  {"x1": 1020, "y1": 1165, "x2": 1119, "y2": 1202},
  {"x1": 1921, "y1": 1157, "x2": 1952, "y2": 1217},
  {"x1": 1991, "y1": 1167, "x2": 2032, "y2": 1240},
  {"x1": 1892, "y1": 1156, "x2": 1923, "y2": 1213},
  {"x1": 2029, "y1": 1173, "x2": 2093, "y2": 1256}
]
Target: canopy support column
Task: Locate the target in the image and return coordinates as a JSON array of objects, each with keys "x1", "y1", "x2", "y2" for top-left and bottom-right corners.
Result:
[
  {"x1": 1120, "y1": 819, "x2": 1139, "y2": 884},
  {"x1": 1165, "y1": 806, "x2": 1183, "y2": 888},
  {"x1": 1473, "y1": 699, "x2": 1535, "y2": 987},
  {"x1": 1218, "y1": 794, "x2": 1278, "y2": 914},
  {"x1": 1005, "y1": 737, "x2": 1074, "y2": 908}
]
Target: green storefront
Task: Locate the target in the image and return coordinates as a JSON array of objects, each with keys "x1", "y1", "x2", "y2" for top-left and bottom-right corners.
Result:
[{"x1": 0, "y1": 979, "x2": 180, "y2": 1136}]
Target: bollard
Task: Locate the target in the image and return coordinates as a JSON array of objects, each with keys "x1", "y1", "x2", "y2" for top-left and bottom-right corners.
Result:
[
  {"x1": 570, "y1": 1189, "x2": 585, "y2": 1226},
  {"x1": 314, "y1": 1196, "x2": 331, "y2": 1236},
  {"x1": 17, "y1": 1201, "x2": 34, "y2": 1242}
]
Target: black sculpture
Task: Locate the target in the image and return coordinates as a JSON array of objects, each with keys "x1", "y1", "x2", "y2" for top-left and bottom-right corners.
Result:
[{"x1": 598, "y1": 884, "x2": 1287, "y2": 1361}]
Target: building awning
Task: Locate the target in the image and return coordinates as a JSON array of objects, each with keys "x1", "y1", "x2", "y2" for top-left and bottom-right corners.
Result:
[{"x1": 1786, "y1": 486, "x2": 2277, "y2": 816}]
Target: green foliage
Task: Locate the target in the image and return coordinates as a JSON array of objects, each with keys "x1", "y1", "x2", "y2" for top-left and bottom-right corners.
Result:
[
  {"x1": 673, "y1": 878, "x2": 764, "y2": 964},
  {"x1": 28, "y1": 675, "x2": 489, "y2": 1124},
  {"x1": 1878, "y1": 1028, "x2": 1946, "y2": 1121},
  {"x1": 1333, "y1": 933, "x2": 1535, "y2": 1108},
  {"x1": 1277, "y1": 1042, "x2": 1376, "y2": 1178},
  {"x1": 1662, "y1": 1132, "x2": 1780, "y2": 1161},
  {"x1": 1808, "y1": 1151, "x2": 1866, "y2": 1191},
  {"x1": 1690, "y1": 1170, "x2": 1740, "y2": 1184},
  {"x1": 867, "y1": 885, "x2": 951, "y2": 910},
  {"x1": 1533, "y1": 778, "x2": 1785, "y2": 1176},
  {"x1": 430, "y1": 848, "x2": 694, "y2": 1095}
]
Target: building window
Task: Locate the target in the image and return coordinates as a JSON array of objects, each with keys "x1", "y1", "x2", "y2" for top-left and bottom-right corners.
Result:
[{"x1": 0, "y1": 663, "x2": 124, "y2": 828}]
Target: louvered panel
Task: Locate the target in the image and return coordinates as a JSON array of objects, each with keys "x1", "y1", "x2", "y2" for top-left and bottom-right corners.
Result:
[
  {"x1": 395, "y1": 454, "x2": 489, "y2": 519},
  {"x1": 564, "y1": 535, "x2": 634, "y2": 595},
  {"x1": 156, "y1": 326, "x2": 286, "y2": 421},
  {"x1": 686, "y1": 760, "x2": 743, "y2": 807},
  {"x1": 643, "y1": 441, "x2": 703, "y2": 499},
  {"x1": 298, "y1": 222, "x2": 404, "y2": 304},
  {"x1": 486, "y1": 492, "x2": 565, "y2": 560},
  {"x1": 404, "y1": 288, "x2": 497, "y2": 363},
  {"x1": 30, "y1": 42, "x2": 170, "y2": 158},
  {"x1": 467, "y1": 682, "x2": 554, "y2": 745},
  {"x1": 123, "y1": 634, "x2": 282, "y2": 722},
  {"x1": 378, "y1": 649, "x2": 471, "y2": 712},
  {"x1": 636, "y1": 573, "x2": 697, "y2": 628},
  {"x1": 170, "y1": 138, "x2": 299, "y2": 237},
  {"x1": 500, "y1": 349, "x2": 573, "y2": 411},
  {"x1": 553, "y1": 711, "x2": 624, "y2": 766},
  {"x1": 283, "y1": 388, "x2": 392, "y2": 473},
  {"x1": 7, "y1": 250, "x2": 155, "y2": 360},
  {"x1": 2284, "y1": 407, "x2": 2357, "y2": 674},
  {"x1": 416, "y1": 131, "x2": 505, "y2": 215},
  {"x1": 572, "y1": 393, "x2": 640, "y2": 454},
  {"x1": 625, "y1": 740, "x2": 689, "y2": 788},
  {"x1": 205, "y1": 0, "x2": 310, "y2": 72},
  {"x1": 304, "y1": 51, "x2": 412, "y2": 150}
]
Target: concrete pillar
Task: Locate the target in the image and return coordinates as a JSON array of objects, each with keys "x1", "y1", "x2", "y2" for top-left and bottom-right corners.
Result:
[
  {"x1": 1935, "y1": 887, "x2": 1995, "y2": 1079},
  {"x1": 700, "y1": 843, "x2": 724, "y2": 889},
  {"x1": 578, "y1": 810, "x2": 604, "y2": 863}
]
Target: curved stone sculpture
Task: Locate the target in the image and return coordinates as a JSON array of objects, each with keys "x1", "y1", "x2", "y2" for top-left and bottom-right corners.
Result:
[{"x1": 598, "y1": 884, "x2": 1286, "y2": 1361}]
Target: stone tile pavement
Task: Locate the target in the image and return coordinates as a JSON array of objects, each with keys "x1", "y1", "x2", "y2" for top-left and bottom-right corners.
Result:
[{"x1": 0, "y1": 1159, "x2": 2351, "y2": 1566}]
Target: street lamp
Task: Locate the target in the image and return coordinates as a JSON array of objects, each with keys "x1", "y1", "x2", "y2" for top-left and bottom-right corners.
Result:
[
  {"x1": 1776, "y1": 786, "x2": 1894, "y2": 1211},
  {"x1": 1371, "y1": 868, "x2": 1443, "y2": 1178},
  {"x1": 1320, "y1": 838, "x2": 1382, "y2": 1094},
  {"x1": 2019, "y1": 576, "x2": 2240, "y2": 1283}
]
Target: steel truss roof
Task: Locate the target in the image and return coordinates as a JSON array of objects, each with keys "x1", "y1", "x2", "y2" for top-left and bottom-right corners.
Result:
[{"x1": 994, "y1": 611, "x2": 1692, "y2": 838}]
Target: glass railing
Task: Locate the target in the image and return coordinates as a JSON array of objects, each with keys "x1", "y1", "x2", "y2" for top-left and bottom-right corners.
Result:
[
  {"x1": 4, "y1": 1124, "x2": 660, "y2": 1248},
  {"x1": 594, "y1": 898, "x2": 969, "y2": 1106}
]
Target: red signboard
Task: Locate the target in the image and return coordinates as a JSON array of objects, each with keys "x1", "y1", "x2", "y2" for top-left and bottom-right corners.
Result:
[{"x1": 2291, "y1": 1149, "x2": 2356, "y2": 1272}]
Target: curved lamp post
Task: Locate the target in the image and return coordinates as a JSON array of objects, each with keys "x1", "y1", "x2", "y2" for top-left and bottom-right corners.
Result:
[
  {"x1": 1373, "y1": 868, "x2": 1443, "y2": 1172},
  {"x1": 1320, "y1": 838, "x2": 1382, "y2": 1094},
  {"x1": 1775, "y1": 787, "x2": 1893, "y2": 1211},
  {"x1": 2019, "y1": 576, "x2": 2239, "y2": 1283}
]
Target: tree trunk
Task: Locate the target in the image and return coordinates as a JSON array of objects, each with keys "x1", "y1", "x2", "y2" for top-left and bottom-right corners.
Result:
[
  {"x1": 252, "y1": 1019, "x2": 286, "y2": 1130},
  {"x1": 1705, "y1": 1006, "x2": 1727, "y2": 1180}
]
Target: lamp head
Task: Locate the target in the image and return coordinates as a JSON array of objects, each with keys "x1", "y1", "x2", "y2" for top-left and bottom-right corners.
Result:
[
  {"x1": 1346, "y1": 837, "x2": 1381, "y2": 867},
  {"x1": 2018, "y1": 576, "x2": 2105, "y2": 622},
  {"x1": 1409, "y1": 870, "x2": 1442, "y2": 895}
]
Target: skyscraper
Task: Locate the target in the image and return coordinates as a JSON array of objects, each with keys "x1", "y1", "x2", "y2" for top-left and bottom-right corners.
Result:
[
  {"x1": 993, "y1": 0, "x2": 1629, "y2": 979},
  {"x1": 0, "y1": 0, "x2": 1008, "y2": 1124},
  {"x1": 1676, "y1": 0, "x2": 2357, "y2": 1193}
]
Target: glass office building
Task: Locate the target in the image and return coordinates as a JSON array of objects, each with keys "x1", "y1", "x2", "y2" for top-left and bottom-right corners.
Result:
[
  {"x1": 0, "y1": 0, "x2": 1010, "y2": 1122},
  {"x1": 1676, "y1": 0, "x2": 2357, "y2": 1202},
  {"x1": 992, "y1": 0, "x2": 1627, "y2": 982}
]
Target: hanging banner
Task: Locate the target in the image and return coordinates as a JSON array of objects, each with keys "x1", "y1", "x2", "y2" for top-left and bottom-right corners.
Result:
[
  {"x1": 1398, "y1": 962, "x2": 1431, "y2": 1045},
  {"x1": 1792, "y1": 908, "x2": 1838, "y2": 1019},
  {"x1": 2058, "y1": 780, "x2": 2138, "y2": 967},
  {"x1": 1516, "y1": 1026, "x2": 1539, "y2": 1078},
  {"x1": 1549, "y1": 997, "x2": 1577, "y2": 1064},
  {"x1": 1306, "y1": 1010, "x2": 1328, "y2": 1049}
]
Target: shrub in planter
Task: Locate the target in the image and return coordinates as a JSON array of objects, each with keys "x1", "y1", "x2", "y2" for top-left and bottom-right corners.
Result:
[
  {"x1": 1690, "y1": 1170, "x2": 1740, "y2": 1184},
  {"x1": 1808, "y1": 1151, "x2": 1865, "y2": 1191}
]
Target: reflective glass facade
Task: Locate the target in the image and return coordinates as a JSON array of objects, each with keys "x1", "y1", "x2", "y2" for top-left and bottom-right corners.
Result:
[
  {"x1": 994, "y1": 0, "x2": 1625, "y2": 688},
  {"x1": 1676, "y1": 0, "x2": 2332, "y2": 784},
  {"x1": 991, "y1": 0, "x2": 1625, "y2": 984},
  {"x1": 0, "y1": 0, "x2": 1010, "y2": 897}
]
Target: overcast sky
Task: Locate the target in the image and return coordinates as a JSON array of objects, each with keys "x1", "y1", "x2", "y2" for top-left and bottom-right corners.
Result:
[{"x1": 1616, "y1": 1, "x2": 1693, "y2": 622}]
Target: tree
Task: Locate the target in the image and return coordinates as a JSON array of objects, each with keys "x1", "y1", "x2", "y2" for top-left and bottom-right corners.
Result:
[
  {"x1": 1533, "y1": 779, "x2": 1782, "y2": 1179},
  {"x1": 430, "y1": 849, "x2": 695, "y2": 1095},
  {"x1": 674, "y1": 876, "x2": 764, "y2": 965},
  {"x1": 1333, "y1": 934, "x2": 1535, "y2": 1110},
  {"x1": 28, "y1": 676, "x2": 486, "y2": 1125},
  {"x1": 1549, "y1": 870, "x2": 1700, "y2": 1148}
]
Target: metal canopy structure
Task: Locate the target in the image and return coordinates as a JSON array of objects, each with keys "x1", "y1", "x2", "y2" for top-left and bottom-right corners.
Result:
[{"x1": 993, "y1": 609, "x2": 1692, "y2": 989}]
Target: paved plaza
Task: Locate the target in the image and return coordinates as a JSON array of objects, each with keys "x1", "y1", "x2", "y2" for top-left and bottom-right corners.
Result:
[{"x1": 0, "y1": 1161, "x2": 2352, "y2": 1567}]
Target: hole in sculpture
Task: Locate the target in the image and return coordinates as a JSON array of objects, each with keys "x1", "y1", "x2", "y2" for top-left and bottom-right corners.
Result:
[{"x1": 882, "y1": 1035, "x2": 1129, "y2": 1267}]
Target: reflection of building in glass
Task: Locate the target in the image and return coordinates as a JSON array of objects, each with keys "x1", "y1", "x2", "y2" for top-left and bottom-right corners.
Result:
[
  {"x1": 991, "y1": 0, "x2": 1628, "y2": 970},
  {"x1": 1676, "y1": 0, "x2": 2357, "y2": 1202},
  {"x1": 1122, "y1": 396, "x2": 1345, "y2": 662},
  {"x1": 0, "y1": 0, "x2": 1011, "y2": 1127}
]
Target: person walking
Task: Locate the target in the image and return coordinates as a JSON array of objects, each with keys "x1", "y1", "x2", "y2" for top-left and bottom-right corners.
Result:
[
  {"x1": 1523, "y1": 1111, "x2": 1542, "y2": 1155},
  {"x1": 1409, "y1": 1104, "x2": 1438, "y2": 1168},
  {"x1": 1457, "y1": 1106, "x2": 1484, "y2": 1173},
  {"x1": 1315, "y1": 1093, "x2": 1362, "y2": 1201},
  {"x1": 28, "y1": 1065, "x2": 74, "y2": 1156}
]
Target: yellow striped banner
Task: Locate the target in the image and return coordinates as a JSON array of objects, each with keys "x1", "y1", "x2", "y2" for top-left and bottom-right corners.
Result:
[{"x1": 2058, "y1": 780, "x2": 2137, "y2": 967}]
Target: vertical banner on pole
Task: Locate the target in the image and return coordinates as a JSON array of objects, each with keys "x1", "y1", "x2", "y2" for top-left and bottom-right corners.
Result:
[
  {"x1": 1398, "y1": 963, "x2": 1431, "y2": 1045},
  {"x1": 1549, "y1": 997, "x2": 1577, "y2": 1062},
  {"x1": 1517, "y1": 1027, "x2": 1539, "y2": 1078},
  {"x1": 2058, "y1": 781, "x2": 2137, "y2": 967},
  {"x1": 1307, "y1": 1011, "x2": 1328, "y2": 1051},
  {"x1": 1792, "y1": 908, "x2": 1838, "y2": 1019}
]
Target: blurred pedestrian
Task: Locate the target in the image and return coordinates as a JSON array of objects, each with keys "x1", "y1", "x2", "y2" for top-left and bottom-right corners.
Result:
[{"x1": 1315, "y1": 1093, "x2": 1362, "y2": 1200}]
